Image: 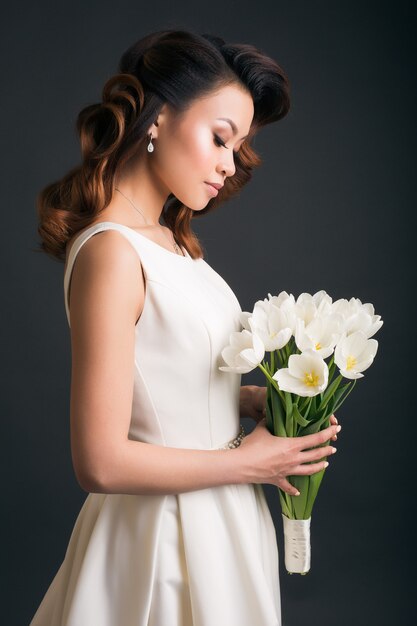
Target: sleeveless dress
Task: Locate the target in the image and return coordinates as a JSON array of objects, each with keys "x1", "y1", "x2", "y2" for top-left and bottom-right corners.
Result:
[{"x1": 29, "y1": 221, "x2": 281, "y2": 626}]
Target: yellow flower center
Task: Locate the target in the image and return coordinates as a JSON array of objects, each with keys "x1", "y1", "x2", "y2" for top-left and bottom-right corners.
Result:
[
  {"x1": 346, "y1": 355, "x2": 357, "y2": 370},
  {"x1": 304, "y1": 371, "x2": 319, "y2": 386},
  {"x1": 315, "y1": 342, "x2": 322, "y2": 350}
]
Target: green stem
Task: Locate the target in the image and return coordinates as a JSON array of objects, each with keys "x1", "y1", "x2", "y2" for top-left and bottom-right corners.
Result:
[
  {"x1": 257, "y1": 363, "x2": 286, "y2": 403},
  {"x1": 275, "y1": 349, "x2": 284, "y2": 368},
  {"x1": 333, "y1": 378, "x2": 357, "y2": 413},
  {"x1": 320, "y1": 374, "x2": 343, "y2": 410}
]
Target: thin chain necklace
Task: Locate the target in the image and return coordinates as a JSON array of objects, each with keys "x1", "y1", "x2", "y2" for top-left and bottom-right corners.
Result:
[{"x1": 114, "y1": 187, "x2": 184, "y2": 256}]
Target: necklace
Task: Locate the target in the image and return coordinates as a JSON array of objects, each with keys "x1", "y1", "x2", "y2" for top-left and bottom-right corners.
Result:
[{"x1": 114, "y1": 187, "x2": 184, "y2": 256}]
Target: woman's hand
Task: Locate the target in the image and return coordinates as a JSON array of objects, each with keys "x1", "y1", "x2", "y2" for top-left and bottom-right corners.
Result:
[
  {"x1": 329, "y1": 413, "x2": 339, "y2": 441},
  {"x1": 236, "y1": 419, "x2": 341, "y2": 495},
  {"x1": 239, "y1": 385, "x2": 268, "y2": 423},
  {"x1": 236, "y1": 385, "x2": 341, "y2": 495}
]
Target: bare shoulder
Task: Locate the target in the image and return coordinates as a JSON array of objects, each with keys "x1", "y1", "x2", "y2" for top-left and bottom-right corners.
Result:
[
  {"x1": 75, "y1": 227, "x2": 141, "y2": 267},
  {"x1": 69, "y1": 229, "x2": 145, "y2": 327}
]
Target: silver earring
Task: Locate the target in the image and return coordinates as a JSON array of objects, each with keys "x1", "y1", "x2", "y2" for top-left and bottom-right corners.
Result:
[{"x1": 147, "y1": 133, "x2": 154, "y2": 153}]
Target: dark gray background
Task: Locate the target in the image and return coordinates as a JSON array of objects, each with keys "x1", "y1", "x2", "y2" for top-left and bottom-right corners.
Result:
[{"x1": 1, "y1": 1, "x2": 414, "y2": 625}]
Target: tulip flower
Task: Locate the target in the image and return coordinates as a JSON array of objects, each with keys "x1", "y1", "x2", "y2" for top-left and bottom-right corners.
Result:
[
  {"x1": 219, "y1": 329, "x2": 265, "y2": 374},
  {"x1": 273, "y1": 349, "x2": 329, "y2": 397},
  {"x1": 334, "y1": 330, "x2": 379, "y2": 379},
  {"x1": 245, "y1": 300, "x2": 292, "y2": 351},
  {"x1": 331, "y1": 297, "x2": 383, "y2": 339},
  {"x1": 294, "y1": 315, "x2": 343, "y2": 359}
]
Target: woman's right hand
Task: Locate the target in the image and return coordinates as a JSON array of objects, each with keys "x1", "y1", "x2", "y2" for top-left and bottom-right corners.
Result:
[{"x1": 236, "y1": 418, "x2": 341, "y2": 495}]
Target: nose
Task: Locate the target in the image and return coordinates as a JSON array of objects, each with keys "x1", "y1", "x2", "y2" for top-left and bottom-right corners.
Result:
[{"x1": 218, "y1": 150, "x2": 236, "y2": 178}]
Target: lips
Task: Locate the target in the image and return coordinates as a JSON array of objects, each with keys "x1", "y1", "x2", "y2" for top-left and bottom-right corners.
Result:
[
  {"x1": 205, "y1": 182, "x2": 219, "y2": 197},
  {"x1": 205, "y1": 182, "x2": 223, "y2": 190}
]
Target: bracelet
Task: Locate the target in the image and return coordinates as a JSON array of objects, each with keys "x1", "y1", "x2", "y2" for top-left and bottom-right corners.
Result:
[{"x1": 217, "y1": 424, "x2": 246, "y2": 450}]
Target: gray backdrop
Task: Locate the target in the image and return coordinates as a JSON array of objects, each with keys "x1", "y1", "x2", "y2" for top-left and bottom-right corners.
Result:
[{"x1": 1, "y1": 1, "x2": 414, "y2": 625}]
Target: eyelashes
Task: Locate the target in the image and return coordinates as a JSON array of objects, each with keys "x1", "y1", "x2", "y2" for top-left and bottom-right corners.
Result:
[
  {"x1": 213, "y1": 134, "x2": 239, "y2": 155},
  {"x1": 213, "y1": 134, "x2": 227, "y2": 148}
]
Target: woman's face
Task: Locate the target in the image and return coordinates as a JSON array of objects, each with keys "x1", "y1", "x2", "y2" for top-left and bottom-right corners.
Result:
[{"x1": 149, "y1": 84, "x2": 254, "y2": 211}]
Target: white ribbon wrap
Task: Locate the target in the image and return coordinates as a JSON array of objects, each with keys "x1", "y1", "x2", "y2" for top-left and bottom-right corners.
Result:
[{"x1": 282, "y1": 514, "x2": 311, "y2": 574}]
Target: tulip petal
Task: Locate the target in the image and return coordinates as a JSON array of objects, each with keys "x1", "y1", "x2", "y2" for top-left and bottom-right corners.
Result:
[{"x1": 339, "y1": 368, "x2": 364, "y2": 380}]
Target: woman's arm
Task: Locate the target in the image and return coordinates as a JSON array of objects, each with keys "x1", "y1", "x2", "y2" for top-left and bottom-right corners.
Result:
[
  {"x1": 68, "y1": 230, "x2": 244, "y2": 496},
  {"x1": 68, "y1": 231, "x2": 339, "y2": 498}
]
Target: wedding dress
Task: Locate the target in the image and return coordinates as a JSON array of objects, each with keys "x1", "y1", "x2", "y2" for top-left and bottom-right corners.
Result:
[{"x1": 29, "y1": 221, "x2": 281, "y2": 626}]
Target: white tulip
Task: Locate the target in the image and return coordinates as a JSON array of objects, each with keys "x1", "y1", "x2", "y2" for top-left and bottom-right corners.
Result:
[
  {"x1": 267, "y1": 292, "x2": 297, "y2": 334},
  {"x1": 273, "y1": 349, "x2": 329, "y2": 397},
  {"x1": 294, "y1": 315, "x2": 343, "y2": 359},
  {"x1": 280, "y1": 290, "x2": 334, "y2": 331},
  {"x1": 219, "y1": 329, "x2": 265, "y2": 374},
  {"x1": 311, "y1": 290, "x2": 334, "y2": 317},
  {"x1": 267, "y1": 291, "x2": 296, "y2": 309},
  {"x1": 331, "y1": 297, "x2": 383, "y2": 339},
  {"x1": 334, "y1": 330, "x2": 379, "y2": 379},
  {"x1": 245, "y1": 300, "x2": 292, "y2": 351},
  {"x1": 241, "y1": 290, "x2": 296, "y2": 332}
]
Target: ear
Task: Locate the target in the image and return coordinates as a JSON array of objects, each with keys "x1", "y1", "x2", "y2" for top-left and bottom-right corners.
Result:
[{"x1": 147, "y1": 102, "x2": 170, "y2": 138}]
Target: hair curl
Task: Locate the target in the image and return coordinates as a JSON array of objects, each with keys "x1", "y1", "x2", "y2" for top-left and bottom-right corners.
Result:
[{"x1": 37, "y1": 29, "x2": 290, "y2": 261}]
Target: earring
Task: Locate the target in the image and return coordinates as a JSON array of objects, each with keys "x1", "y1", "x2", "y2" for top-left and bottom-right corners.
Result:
[{"x1": 147, "y1": 133, "x2": 154, "y2": 153}]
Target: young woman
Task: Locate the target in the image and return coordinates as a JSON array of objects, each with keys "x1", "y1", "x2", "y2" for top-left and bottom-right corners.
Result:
[{"x1": 30, "y1": 29, "x2": 340, "y2": 626}]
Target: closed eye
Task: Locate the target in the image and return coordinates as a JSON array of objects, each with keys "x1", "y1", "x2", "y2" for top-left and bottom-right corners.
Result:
[{"x1": 213, "y1": 134, "x2": 240, "y2": 155}]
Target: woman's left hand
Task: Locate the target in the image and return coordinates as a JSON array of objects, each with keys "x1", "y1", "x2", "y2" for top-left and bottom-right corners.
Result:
[
  {"x1": 239, "y1": 385, "x2": 268, "y2": 423},
  {"x1": 240, "y1": 385, "x2": 339, "y2": 441}
]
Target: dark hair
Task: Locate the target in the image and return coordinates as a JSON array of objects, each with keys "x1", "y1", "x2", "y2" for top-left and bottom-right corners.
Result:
[{"x1": 37, "y1": 29, "x2": 290, "y2": 261}]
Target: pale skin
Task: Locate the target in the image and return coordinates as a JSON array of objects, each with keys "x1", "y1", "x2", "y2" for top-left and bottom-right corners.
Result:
[{"x1": 66, "y1": 83, "x2": 341, "y2": 498}]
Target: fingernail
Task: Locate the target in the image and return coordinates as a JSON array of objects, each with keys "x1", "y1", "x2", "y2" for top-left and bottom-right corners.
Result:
[
  {"x1": 324, "y1": 461, "x2": 329, "y2": 468},
  {"x1": 294, "y1": 490, "x2": 300, "y2": 496},
  {"x1": 336, "y1": 425, "x2": 342, "y2": 433},
  {"x1": 332, "y1": 447, "x2": 337, "y2": 453}
]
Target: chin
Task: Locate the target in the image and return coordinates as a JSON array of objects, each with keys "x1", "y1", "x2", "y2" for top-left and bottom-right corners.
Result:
[
  {"x1": 182, "y1": 197, "x2": 210, "y2": 212},
  {"x1": 168, "y1": 187, "x2": 212, "y2": 212}
]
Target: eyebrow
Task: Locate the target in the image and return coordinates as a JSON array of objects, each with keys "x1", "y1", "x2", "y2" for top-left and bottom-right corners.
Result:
[{"x1": 216, "y1": 117, "x2": 249, "y2": 140}]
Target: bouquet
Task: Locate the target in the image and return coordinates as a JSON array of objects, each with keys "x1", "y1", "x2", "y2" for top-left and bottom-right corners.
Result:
[{"x1": 219, "y1": 290, "x2": 382, "y2": 574}]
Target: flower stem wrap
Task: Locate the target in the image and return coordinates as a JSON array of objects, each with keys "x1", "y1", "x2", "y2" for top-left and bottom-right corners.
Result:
[{"x1": 282, "y1": 514, "x2": 311, "y2": 574}]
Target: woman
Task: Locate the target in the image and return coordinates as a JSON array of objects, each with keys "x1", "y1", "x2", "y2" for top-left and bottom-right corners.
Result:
[{"x1": 30, "y1": 29, "x2": 340, "y2": 626}]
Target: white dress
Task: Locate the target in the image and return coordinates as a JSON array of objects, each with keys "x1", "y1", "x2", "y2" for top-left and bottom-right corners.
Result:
[{"x1": 29, "y1": 221, "x2": 281, "y2": 626}]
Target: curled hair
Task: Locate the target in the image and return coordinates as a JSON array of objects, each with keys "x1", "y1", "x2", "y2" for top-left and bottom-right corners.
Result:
[{"x1": 37, "y1": 29, "x2": 290, "y2": 261}]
